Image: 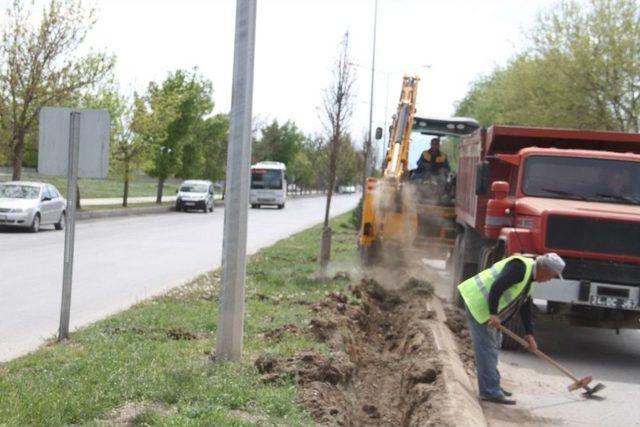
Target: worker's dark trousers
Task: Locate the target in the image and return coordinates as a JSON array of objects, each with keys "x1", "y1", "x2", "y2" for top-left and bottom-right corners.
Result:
[{"x1": 465, "y1": 308, "x2": 503, "y2": 398}]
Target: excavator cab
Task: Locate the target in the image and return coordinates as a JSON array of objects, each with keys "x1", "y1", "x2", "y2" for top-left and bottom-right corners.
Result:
[
  {"x1": 410, "y1": 117, "x2": 480, "y2": 259},
  {"x1": 410, "y1": 117, "x2": 480, "y2": 206}
]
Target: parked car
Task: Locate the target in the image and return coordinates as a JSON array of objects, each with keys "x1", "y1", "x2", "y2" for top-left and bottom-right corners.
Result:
[
  {"x1": 338, "y1": 185, "x2": 356, "y2": 194},
  {"x1": 176, "y1": 180, "x2": 215, "y2": 213},
  {"x1": 0, "y1": 181, "x2": 66, "y2": 232}
]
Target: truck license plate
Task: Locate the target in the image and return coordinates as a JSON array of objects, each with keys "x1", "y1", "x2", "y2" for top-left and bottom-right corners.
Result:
[{"x1": 590, "y1": 295, "x2": 637, "y2": 310}]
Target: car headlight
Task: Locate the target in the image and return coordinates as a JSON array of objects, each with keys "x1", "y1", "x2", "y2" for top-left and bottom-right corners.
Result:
[{"x1": 9, "y1": 208, "x2": 23, "y2": 213}]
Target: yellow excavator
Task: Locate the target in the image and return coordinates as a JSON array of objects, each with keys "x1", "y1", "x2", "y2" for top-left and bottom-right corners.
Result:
[{"x1": 359, "y1": 76, "x2": 479, "y2": 265}]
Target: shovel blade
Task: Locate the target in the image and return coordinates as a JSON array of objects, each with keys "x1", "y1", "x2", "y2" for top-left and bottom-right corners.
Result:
[{"x1": 582, "y1": 383, "x2": 606, "y2": 397}]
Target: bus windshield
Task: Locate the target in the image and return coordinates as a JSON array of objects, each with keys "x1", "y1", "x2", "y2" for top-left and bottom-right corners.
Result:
[
  {"x1": 522, "y1": 156, "x2": 640, "y2": 205},
  {"x1": 251, "y1": 169, "x2": 283, "y2": 190}
]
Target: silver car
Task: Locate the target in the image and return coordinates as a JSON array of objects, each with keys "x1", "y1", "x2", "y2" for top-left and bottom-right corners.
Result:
[
  {"x1": 176, "y1": 180, "x2": 215, "y2": 213},
  {"x1": 0, "y1": 181, "x2": 67, "y2": 232}
]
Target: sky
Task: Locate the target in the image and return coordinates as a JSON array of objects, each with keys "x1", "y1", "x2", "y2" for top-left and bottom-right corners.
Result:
[{"x1": 2, "y1": 0, "x2": 562, "y2": 161}]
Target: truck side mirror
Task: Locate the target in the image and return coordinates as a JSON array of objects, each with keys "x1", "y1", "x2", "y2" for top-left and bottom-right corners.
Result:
[
  {"x1": 375, "y1": 127, "x2": 383, "y2": 140},
  {"x1": 475, "y1": 161, "x2": 490, "y2": 195}
]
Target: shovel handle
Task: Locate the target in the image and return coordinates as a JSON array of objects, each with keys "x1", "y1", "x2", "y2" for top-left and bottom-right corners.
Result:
[{"x1": 497, "y1": 324, "x2": 582, "y2": 384}]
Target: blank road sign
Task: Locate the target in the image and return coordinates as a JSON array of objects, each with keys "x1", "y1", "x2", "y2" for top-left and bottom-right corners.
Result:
[{"x1": 38, "y1": 107, "x2": 110, "y2": 178}]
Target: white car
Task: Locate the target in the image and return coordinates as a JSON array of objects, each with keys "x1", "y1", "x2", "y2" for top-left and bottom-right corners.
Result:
[
  {"x1": 338, "y1": 185, "x2": 356, "y2": 194},
  {"x1": 0, "y1": 181, "x2": 67, "y2": 232},
  {"x1": 176, "y1": 180, "x2": 215, "y2": 213}
]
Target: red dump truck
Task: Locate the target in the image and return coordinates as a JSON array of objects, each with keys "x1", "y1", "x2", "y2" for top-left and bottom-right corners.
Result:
[{"x1": 451, "y1": 125, "x2": 640, "y2": 348}]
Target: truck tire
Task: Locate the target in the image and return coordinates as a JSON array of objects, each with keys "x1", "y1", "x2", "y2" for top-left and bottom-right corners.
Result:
[
  {"x1": 451, "y1": 234, "x2": 477, "y2": 308},
  {"x1": 501, "y1": 315, "x2": 526, "y2": 350}
]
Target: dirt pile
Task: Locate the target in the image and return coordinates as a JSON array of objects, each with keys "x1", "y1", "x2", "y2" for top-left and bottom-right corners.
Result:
[
  {"x1": 257, "y1": 278, "x2": 454, "y2": 426},
  {"x1": 444, "y1": 306, "x2": 475, "y2": 373}
]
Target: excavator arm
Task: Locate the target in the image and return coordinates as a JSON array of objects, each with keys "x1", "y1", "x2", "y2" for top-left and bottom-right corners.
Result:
[
  {"x1": 384, "y1": 76, "x2": 420, "y2": 180},
  {"x1": 359, "y1": 76, "x2": 420, "y2": 261}
]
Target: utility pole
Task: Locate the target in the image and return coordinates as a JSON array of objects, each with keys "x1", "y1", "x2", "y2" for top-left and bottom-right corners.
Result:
[
  {"x1": 214, "y1": 0, "x2": 257, "y2": 362},
  {"x1": 363, "y1": 0, "x2": 378, "y2": 186}
]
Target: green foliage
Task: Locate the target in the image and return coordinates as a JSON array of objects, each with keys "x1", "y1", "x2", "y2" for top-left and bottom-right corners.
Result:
[
  {"x1": 0, "y1": 0, "x2": 115, "y2": 179},
  {"x1": 253, "y1": 119, "x2": 306, "y2": 166},
  {"x1": 138, "y1": 69, "x2": 213, "y2": 181},
  {"x1": 456, "y1": 0, "x2": 640, "y2": 132},
  {"x1": 288, "y1": 148, "x2": 314, "y2": 189},
  {"x1": 188, "y1": 113, "x2": 230, "y2": 182},
  {"x1": 0, "y1": 212, "x2": 357, "y2": 426},
  {"x1": 351, "y1": 196, "x2": 363, "y2": 230},
  {"x1": 336, "y1": 136, "x2": 363, "y2": 186}
]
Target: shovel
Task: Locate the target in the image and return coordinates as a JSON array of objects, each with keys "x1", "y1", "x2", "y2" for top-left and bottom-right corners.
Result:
[{"x1": 498, "y1": 324, "x2": 605, "y2": 398}]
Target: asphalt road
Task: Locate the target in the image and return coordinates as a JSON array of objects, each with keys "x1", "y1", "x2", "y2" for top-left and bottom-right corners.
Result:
[
  {"x1": 0, "y1": 194, "x2": 359, "y2": 362},
  {"x1": 426, "y1": 259, "x2": 640, "y2": 427}
]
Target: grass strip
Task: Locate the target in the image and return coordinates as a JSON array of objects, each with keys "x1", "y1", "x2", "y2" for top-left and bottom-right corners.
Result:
[
  {"x1": 0, "y1": 171, "x2": 180, "y2": 199},
  {"x1": 0, "y1": 212, "x2": 358, "y2": 426}
]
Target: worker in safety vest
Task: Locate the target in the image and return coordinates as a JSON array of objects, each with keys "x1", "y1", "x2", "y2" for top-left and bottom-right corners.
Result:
[
  {"x1": 417, "y1": 138, "x2": 450, "y2": 175},
  {"x1": 458, "y1": 252, "x2": 565, "y2": 405}
]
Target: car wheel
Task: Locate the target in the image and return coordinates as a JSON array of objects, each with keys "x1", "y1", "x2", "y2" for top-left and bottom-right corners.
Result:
[
  {"x1": 209, "y1": 201, "x2": 214, "y2": 212},
  {"x1": 30, "y1": 213, "x2": 41, "y2": 233},
  {"x1": 251, "y1": 204, "x2": 259, "y2": 209},
  {"x1": 54, "y1": 212, "x2": 66, "y2": 230},
  {"x1": 176, "y1": 205, "x2": 181, "y2": 212},
  {"x1": 278, "y1": 203, "x2": 285, "y2": 209}
]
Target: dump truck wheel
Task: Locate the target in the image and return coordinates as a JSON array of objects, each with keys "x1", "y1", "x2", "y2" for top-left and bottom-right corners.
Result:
[
  {"x1": 451, "y1": 234, "x2": 476, "y2": 308},
  {"x1": 501, "y1": 315, "x2": 526, "y2": 350}
]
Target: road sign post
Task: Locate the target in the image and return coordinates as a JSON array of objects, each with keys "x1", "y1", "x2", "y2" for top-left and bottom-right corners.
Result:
[
  {"x1": 38, "y1": 106, "x2": 109, "y2": 341},
  {"x1": 214, "y1": 0, "x2": 257, "y2": 362},
  {"x1": 58, "y1": 111, "x2": 81, "y2": 340}
]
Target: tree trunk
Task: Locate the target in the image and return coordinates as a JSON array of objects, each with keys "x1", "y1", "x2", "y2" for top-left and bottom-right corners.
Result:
[
  {"x1": 319, "y1": 225, "x2": 332, "y2": 274},
  {"x1": 156, "y1": 176, "x2": 165, "y2": 204},
  {"x1": 122, "y1": 167, "x2": 130, "y2": 208},
  {"x1": 11, "y1": 135, "x2": 24, "y2": 181},
  {"x1": 76, "y1": 185, "x2": 81, "y2": 210}
]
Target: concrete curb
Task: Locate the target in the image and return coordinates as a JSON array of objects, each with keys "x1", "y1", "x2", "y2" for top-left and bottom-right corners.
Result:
[
  {"x1": 76, "y1": 205, "x2": 175, "y2": 220},
  {"x1": 426, "y1": 297, "x2": 488, "y2": 427}
]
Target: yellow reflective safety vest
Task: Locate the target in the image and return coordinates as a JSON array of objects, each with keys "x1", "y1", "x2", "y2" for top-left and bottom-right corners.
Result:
[
  {"x1": 458, "y1": 255, "x2": 535, "y2": 324},
  {"x1": 421, "y1": 150, "x2": 447, "y2": 164}
]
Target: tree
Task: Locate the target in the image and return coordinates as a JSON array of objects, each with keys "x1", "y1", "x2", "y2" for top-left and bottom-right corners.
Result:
[
  {"x1": 319, "y1": 32, "x2": 356, "y2": 271},
  {"x1": 252, "y1": 119, "x2": 305, "y2": 165},
  {"x1": 136, "y1": 70, "x2": 213, "y2": 203},
  {"x1": 288, "y1": 147, "x2": 314, "y2": 192},
  {"x1": 455, "y1": 0, "x2": 640, "y2": 132},
  {"x1": 335, "y1": 135, "x2": 362, "y2": 187},
  {"x1": 0, "y1": 0, "x2": 115, "y2": 180},
  {"x1": 198, "y1": 113, "x2": 230, "y2": 183}
]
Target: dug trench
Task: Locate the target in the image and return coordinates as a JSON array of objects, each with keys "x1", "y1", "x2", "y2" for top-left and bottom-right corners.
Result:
[{"x1": 256, "y1": 277, "x2": 471, "y2": 426}]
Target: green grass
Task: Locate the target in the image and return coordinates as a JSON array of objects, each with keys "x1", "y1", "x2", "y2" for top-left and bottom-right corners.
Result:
[
  {"x1": 0, "y1": 212, "x2": 358, "y2": 426},
  {"x1": 0, "y1": 169, "x2": 181, "y2": 199},
  {"x1": 80, "y1": 202, "x2": 175, "y2": 211}
]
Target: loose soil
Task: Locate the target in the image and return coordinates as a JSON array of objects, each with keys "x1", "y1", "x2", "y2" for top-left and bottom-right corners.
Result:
[
  {"x1": 257, "y1": 278, "x2": 457, "y2": 426},
  {"x1": 444, "y1": 306, "x2": 476, "y2": 374}
]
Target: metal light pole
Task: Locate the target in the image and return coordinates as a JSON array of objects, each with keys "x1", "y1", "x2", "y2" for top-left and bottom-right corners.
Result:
[
  {"x1": 214, "y1": 0, "x2": 257, "y2": 362},
  {"x1": 363, "y1": 0, "x2": 378, "y2": 187}
]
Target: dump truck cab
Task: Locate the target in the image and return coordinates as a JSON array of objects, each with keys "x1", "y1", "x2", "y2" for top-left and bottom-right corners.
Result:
[{"x1": 454, "y1": 125, "x2": 640, "y2": 345}]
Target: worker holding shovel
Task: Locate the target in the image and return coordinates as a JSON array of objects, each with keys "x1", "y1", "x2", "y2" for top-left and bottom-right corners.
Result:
[{"x1": 457, "y1": 253, "x2": 565, "y2": 405}]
